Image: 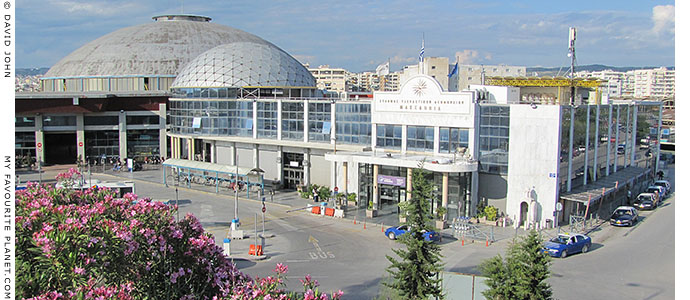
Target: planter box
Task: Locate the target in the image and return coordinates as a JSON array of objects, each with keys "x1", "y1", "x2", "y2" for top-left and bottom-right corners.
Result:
[
  {"x1": 366, "y1": 209, "x2": 378, "y2": 218},
  {"x1": 435, "y1": 220, "x2": 447, "y2": 230},
  {"x1": 399, "y1": 216, "x2": 407, "y2": 223}
]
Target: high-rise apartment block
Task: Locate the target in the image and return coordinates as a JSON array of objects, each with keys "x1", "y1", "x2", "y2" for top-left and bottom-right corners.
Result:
[
  {"x1": 307, "y1": 65, "x2": 348, "y2": 93},
  {"x1": 576, "y1": 67, "x2": 674, "y2": 100}
]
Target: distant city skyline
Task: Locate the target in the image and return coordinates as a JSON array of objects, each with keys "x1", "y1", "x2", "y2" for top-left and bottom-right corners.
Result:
[{"x1": 17, "y1": 0, "x2": 675, "y2": 72}]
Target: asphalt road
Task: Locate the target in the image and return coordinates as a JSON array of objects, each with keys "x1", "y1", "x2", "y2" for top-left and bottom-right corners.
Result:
[{"x1": 548, "y1": 166, "x2": 675, "y2": 300}]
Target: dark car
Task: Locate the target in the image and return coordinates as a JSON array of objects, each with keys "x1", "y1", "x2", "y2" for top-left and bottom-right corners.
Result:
[
  {"x1": 632, "y1": 193, "x2": 658, "y2": 210},
  {"x1": 610, "y1": 206, "x2": 638, "y2": 227},
  {"x1": 384, "y1": 225, "x2": 440, "y2": 242},
  {"x1": 542, "y1": 233, "x2": 592, "y2": 258}
]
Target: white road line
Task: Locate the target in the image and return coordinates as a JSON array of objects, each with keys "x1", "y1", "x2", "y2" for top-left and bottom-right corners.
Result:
[{"x1": 284, "y1": 259, "x2": 311, "y2": 263}]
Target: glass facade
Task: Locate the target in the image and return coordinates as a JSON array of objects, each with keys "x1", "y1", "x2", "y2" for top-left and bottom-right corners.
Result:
[
  {"x1": 43, "y1": 116, "x2": 76, "y2": 126},
  {"x1": 15, "y1": 117, "x2": 35, "y2": 127},
  {"x1": 126, "y1": 115, "x2": 159, "y2": 125},
  {"x1": 335, "y1": 103, "x2": 371, "y2": 145},
  {"x1": 406, "y1": 126, "x2": 434, "y2": 152},
  {"x1": 479, "y1": 105, "x2": 510, "y2": 174},
  {"x1": 376, "y1": 124, "x2": 402, "y2": 150},
  {"x1": 257, "y1": 101, "x2": 278, "y2": 139},
  {"x1": 127, "y1": 129, "x2": 159, "y2": 157},
  {"x1": 228, "y1": 101, "x2": 253, "y2": 137},
  {"x1": 439, "y1": 127, "x2": 469, "y2": 153},
  {"x1": 308, "y1": 102, "x2": 332, "y2": 142},
  {"x1": 282, "y1": 101, "x2": 304, "y2": 140},
  {"x1": 85, "y1": 116, "x2": 119, "y2": 126},
  {"x1": 85, "y1": 130, "x2": 119, "y2": 159},
  {"x1": 15, "y1": 132, "x2": 35, "y2": 158}
]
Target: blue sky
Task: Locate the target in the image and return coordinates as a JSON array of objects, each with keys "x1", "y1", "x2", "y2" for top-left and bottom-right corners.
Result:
[{"x1": 16, "y1": 0, "x2": 675, "y2": 72}]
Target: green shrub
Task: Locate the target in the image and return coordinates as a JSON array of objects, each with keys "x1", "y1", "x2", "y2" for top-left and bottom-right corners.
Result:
[{"x1": 485, "y1": 206, "x2": 498, "y2": 221}]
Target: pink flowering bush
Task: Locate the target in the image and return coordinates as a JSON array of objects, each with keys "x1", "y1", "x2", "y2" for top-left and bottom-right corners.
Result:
[{"x1": 17, "y1": 171, "x2": 343, "y2": 300}]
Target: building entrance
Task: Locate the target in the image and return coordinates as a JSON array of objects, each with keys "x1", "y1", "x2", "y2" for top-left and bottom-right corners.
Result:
[
  {"x1": 44, "y1": 132, "x2": 77, "y2": 164},
  {"x1": 282, "y1": 152, "x2": 304, "y2": 190},
  {"x1": 379, "y1": 185, "x2": 406, "y2": 215}
]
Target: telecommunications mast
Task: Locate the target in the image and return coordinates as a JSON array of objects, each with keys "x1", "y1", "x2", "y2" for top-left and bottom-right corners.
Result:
[{"x1": 568, "y1": 27, "x2": 577, "y2": 105}]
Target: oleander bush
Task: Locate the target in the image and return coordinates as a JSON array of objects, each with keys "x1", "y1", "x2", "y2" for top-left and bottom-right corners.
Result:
[{"x1": 17, "y1": 169, "x2": 342, "y2": 300}]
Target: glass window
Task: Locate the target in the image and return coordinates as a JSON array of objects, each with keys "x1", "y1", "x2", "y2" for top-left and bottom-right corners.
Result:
[
  {"x1": 85, "y1": 130, "x2": 119, "y2": 160},
  {"x1": 407, "y1": 126, "x2": 434, "y2": 152},
  {"x1": 84, "y1": 116, "x2": 119, "y2": 126},
  {"x1": 127, "y1": 129, "x2": 159, "y2": 158},
  {"x1": 257, "y1": 101, "x2": 278, "y2": 139},
  {"x1": 335, "y1": 103, "x2": 371, "y2": 146},
  {"x1": 43, "y1": 116, "x2": 76, "y2": 126},
  {"x1": 15, "y1": 132, "x2": 36, "y2": 158},
  {"x1": 282, "y1": 101, "x2": 304, "y2": 140},
  {"x1": 15, "y1": 117, "x2": 36, "y2": 127},
  {"x1": 376, "y1": 124, "x2": 402, "y2": 150},
  {"x1": 308, "y1": 102, "x2": 332, "y2": 142},
  {"x1": 440, "y1": 127, "x2": 469, "y2": 153},
  {"x1": 479, "y1": 105, "x2": 510, "y2": 175},
  {"x1": 126, "y1": 115, "x2": 159, "y2": 125}
]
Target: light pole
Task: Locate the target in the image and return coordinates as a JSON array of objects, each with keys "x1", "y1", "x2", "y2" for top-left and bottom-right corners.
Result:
[{"x1": 234, "y1": 145, "x2": 239, "y2": 223}]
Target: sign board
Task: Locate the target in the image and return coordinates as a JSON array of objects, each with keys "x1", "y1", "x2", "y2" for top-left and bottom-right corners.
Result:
[
  {"x1": 374, "y1": 75, "x2": 470, "y2": 115},
  {"x1": 262, "y1": 205, "x2": 266, "y2": 213},
  {"x1": 127, "y1": 159, "x2": 133, "y2": 170},
  {"x1": 37, "y1": 142, "x2": 42, "y2": 148},
  {"x1": 78, "y1": 141, "x2": 83, "y2": 147},
  {"x1": 556, "y1": 202, "x2": 563, "y2": 211},
  {"x1": 377, "y1": 175, "x2": 406, "y2": 188},
  {"x1": 192, "y1": 117, "x2": 202, "y2": 129},
  {"x1": 334, "y1": 186, "x2": 339, "y2": 192},
  {"x1": 289, "y1": 161, "x2": 299, "y2": 167}
]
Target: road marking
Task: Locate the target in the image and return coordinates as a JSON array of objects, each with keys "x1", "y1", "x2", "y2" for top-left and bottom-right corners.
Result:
[{"x1": 285, "y1": 259, "x2": 311, "y2": 263}]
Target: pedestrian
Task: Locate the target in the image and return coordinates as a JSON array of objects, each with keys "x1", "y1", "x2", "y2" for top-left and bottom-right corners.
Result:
[
  {"x1": 312, "y1": 186, "x2": 319, "y2": 202},
  {"x1": 627, "y1": 190, "x2": 632, "y2": 204},
  {"x1": 657, "y1": 170, "x2": 664, "y2": 180}
]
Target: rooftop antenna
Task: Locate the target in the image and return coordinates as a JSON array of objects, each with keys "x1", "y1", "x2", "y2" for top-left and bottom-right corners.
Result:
[{"x1": 568, "y1": 27, "x2": 577, "y2": 105}]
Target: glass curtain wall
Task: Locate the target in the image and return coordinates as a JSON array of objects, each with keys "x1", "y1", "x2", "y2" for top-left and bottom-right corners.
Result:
[
  {"x1": 308, "y1": 102, "x2": 331, "y2": 142},
  {"x1": 597, "y1": 105, "x2": 610, "y2": 177},
  {"x1": 570, "y1": 105, "x2": 588, "y2": 189},
  {"x1": 15, "y1": 132, "x2": 36, "y2": 159},
  {"x1": 282, "y1": 101, "x2": 304, "y2": 141},
  {"x1": 127, "y1": 129, "x2": 159, "y2": 158},
  {"x1": 376, "y1": 125, "x2": 402, "y2": 150},
  {"x1": 85, "y1": 131, "x2": 119, "y2": 160},
  {"x1": 406, "y1": 126, "x2": 434, "y2": 152},
  {"x1": 257, "y1": 101, "x2": 278, "y2": 139},
  {"x1": 439, "y1": 128, "x2": 469, "y2": 153},
  {"x1": 335, "y1": 103, "x2": 371, "y2": 145},
  {"x1": 559, "y1": 106, "x2": 571, "y2": 193},
  {"x1": 228, "y1": 101, "x2": 253, "y2": 137},
  {"x1": 479, "y1": 105, "x2": 510, "y2": 174}
]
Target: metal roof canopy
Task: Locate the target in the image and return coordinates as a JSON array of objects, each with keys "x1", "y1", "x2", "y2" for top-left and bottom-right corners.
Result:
[
  {"x1": 163, "y1": 158, "x2": 257, "y2": 175},
  {"x1": 560, "y1": 166, "x2": 651, "y2": 204},
  {"x1": 162, "y1": 158, "x2": 265, "y2": 194}
]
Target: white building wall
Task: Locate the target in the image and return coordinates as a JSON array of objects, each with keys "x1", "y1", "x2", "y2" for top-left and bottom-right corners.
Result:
[
  {"x1": 505, "y1": 105, "x2": 561, "y2": 229},
  {"x1": 310, "y1": 152, "x2": 330, "y2": 187}
]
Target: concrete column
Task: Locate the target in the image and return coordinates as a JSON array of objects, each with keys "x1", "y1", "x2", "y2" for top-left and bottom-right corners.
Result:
[
  {"x1": 371, "y1": 124, "x2": 377, "y2": 150},
  {"x1": 76, "y1": 114, "x2": 85, "y2": 162},
  {"x1": 406, "y1": 167, "x2": 413, "y2": 201},
  {"x1": 35, "y1": 115, "x2": 45, "y2": 163},
  {"x1": 303, "y1": 148, "x2": 311, "y2": 186},
  {"x1": 253, "y1": 144, "x2": 259, "y2": 168},
  {"x1": 630, "y1": 105, "x2": 638, "y2": 166},
  {"x1": 119, "y1": 111, "x2": 127, "y2": 160},
  {"x1": 277, "y1": 99, "x2": 283, "y2": 141},
  {"x1": 252, "y1": 101, "x2": 258, "y2": 139},
  {"x1": 624, "y1": 106, "x2": 630, "y2": 167},
  {"x1": 210, "y1": 141, "x2": 216, "y2": 163},
  {"x1": 614, "y1": 105, "x2": 620, "y2": 171},
  {"x1": 343, "y1": 162, "x2": 349, "y2": 194},
  {"x1": 567, "y1": 106, "x2": 574, "y2": 192},
  {"x1": 303, "y1": 99, "x2": 309, "y2": 143},
  {"x1": 470, "y1": 171, "x2": 479, "y2": 217},
  {"x1": 584, "y1": 106, "x2": 590, "y2": 186},
  {"x1": 373, "y1": 164, "x2": 379, "y2": 209},
  {"x1": 277, "y1": 146, "x2": 284, "y2": 187},
  {"x1": 231, "y1": 143, "x2": 237, "y2": 165},
  {"x1": 654, "y1": 104, "x2": 662, "y2": 174},
  {"x1": 159, "y1": 103, "x2": 167, "y2": 159},
  {"x1": 442, "y1": 172, "x2": 449, "y2": 209},
  {"x1": 188, "y1": 138, "x2": 194, "y2": 161},
  {"x1": 606, "y1": 104, "x2": 612, "y2": 176},
  {"x1": 401, "y1": 125, "x2": 407, "y2": 154},
  {"x1": 434, "y1": 126, "x2": 440, "y2": 154},
  {"x1": 593, "y1": 105, "x2": 600, "y2": 181}
]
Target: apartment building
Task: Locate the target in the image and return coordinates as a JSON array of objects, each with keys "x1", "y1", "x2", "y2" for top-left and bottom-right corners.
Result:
[{"x1": 307, "y1": 65, "x2": 348, "y2": 93}]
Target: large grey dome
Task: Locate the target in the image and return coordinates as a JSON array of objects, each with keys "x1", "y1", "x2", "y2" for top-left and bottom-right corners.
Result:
[
  {"x1": 43, "y1": 15, "x2": 272, "y2": 78},
  {"x1": 171, "y1": 42, "x2": 316, "y2": 88}
]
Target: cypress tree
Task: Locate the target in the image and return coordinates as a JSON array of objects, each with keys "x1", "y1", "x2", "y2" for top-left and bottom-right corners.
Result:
[
  {"x1": 479, "y1": 229, "x2": 553, "y2": 300},
  {"x1": 384, "y1": 165, "x2": 444, "y2": 300}
]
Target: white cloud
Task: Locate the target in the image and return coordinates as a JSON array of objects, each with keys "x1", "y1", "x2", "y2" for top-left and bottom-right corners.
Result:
[
  {"x1": 49, "y1": 0, "x2": 142, "y2": 16},
  {"x1": 454, "y1": 50, "x2": 480, "y2": 64},
  {"x1": 390, "y1": 55, "x2": 416, "y2": 64},
  {"x1": 652, "y1": 5, "x2": 674, "y2": 35}
]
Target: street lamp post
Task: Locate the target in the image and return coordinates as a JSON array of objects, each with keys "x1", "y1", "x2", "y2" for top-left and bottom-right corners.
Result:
[{"x1": 234, "y1": 146, "x2": 239, "y2": 223}]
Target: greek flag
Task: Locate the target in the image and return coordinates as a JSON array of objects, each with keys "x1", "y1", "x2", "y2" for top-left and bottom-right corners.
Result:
[
  {"x1": 419, "y1": 38, "x2": 425, "y2": 62},
  {"x1": 448, "y1": 62, "x2": 458, "y2": 77},
  {"x1": 376, "y1": 61, "x2": 390, "y2": 76}
]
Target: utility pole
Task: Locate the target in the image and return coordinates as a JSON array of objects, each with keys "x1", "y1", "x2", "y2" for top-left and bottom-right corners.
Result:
[
  {"x1": 234, "y1": 144, "x2": 239, "y2": 222},
  {"x1": 568, "y1": 27, "x2": 577, "y2": 106}
]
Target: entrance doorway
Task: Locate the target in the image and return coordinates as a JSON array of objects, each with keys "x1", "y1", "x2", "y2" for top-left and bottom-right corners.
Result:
[
  {"x1": 282, "y1": 152, "x2": 304, "y2": 190},
  {"x1": 379, "y1": 185, "x2": 406, "y2": 215},
  {"x1": 519, "y1": 201, "x2": 529, "y2": 228},
  {"x1": 44, "y1": 132, "x2": 77, "y2": 164}
]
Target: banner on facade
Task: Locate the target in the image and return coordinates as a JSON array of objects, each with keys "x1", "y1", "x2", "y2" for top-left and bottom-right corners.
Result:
[{"x1": 377, "y1": 175, "x2": 406, "y2": 187}]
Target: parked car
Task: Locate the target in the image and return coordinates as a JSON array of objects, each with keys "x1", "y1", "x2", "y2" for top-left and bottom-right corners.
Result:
[
  {"x1": 653, "y1": 180, "x2": 671, "y2": 193},
  {"x1": 610, "y1": 206, "x2": 638, "y2": 227},
  {"x1": 542, "y1": 233, "x2": 592, "y2": 258},
  {"x1": 646, "y1": 185, "x2": 666, "y2": 200},
  {"x1": 632, "y1": 193, "x2": 658, "y2": 210},
  {"x1": 384, "y1": 225, "x2": 440, "y2": 242}
]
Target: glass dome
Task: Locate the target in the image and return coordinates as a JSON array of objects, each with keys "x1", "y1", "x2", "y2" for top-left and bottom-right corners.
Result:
[{"x1": 171, "y1": 41, "x2": 316, "y2": 89}]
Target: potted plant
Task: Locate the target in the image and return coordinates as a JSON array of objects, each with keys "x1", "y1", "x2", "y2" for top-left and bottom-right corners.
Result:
[
  {"x1": 435, "y1": 206, "x2": 448, "y2": 229},
  {"x1": 366, "y1": 200, "x2": 377, "y2": 218}
]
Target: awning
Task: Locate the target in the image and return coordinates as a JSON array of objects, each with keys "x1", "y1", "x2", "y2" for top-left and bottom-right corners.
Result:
[
  {"x1": 560, "y1": 166, "x2": 652, "y2": 204},
  {"x1": 162, "y1": 158, "x2": 256, "y2": 176}
]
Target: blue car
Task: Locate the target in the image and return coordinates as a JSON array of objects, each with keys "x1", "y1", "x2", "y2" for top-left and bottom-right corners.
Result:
[
  {"x1": 385, "y1": 225, "x2": 440, "y2": 242},
  {"x1": 542, "y1": 233, "x2": 592, "y2": 258}
]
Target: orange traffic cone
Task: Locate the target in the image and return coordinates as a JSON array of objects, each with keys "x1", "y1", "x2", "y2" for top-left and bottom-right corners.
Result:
[
  {"x1": 381, "y1": 222, "x2": 384, "y2": 232},
  {"x1": 364, "y1": 220, "x2": 367, "y2": 230},
  {"x1": 353, "y1": 216, "x2": 356, "y2": 225}
]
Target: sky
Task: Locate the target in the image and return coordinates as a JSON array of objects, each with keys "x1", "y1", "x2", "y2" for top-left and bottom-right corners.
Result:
[{"x1": 16, "y1": 0, "x2": 676, "y2": 72}]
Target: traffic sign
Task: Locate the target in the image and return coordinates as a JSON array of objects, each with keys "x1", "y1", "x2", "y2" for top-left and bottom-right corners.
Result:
[
  {"x1": 37, "y1": 142, "x2": 42, "y2": 148},
  {"x1": 262, "y1": 205, "x2": 266, "y2": 213},
  {"x1": 556, "y1": 202, "x2": 563, "y2": 211},
  {"x1": 334, "y1": 186, "x2": 339, "y2": 192},
  {"x1": 78, "y1": 141, "x2": 83, "y2": 147}
]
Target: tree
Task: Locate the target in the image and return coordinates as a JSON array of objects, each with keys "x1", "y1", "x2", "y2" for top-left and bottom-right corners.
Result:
[
  {"x1": 479, "y1": 230, "x2": 552, "y2": 300},
  {"x1": 384, "y1": 165, "x2": 444, "y2": 300},
  {"x1": 17, "y1": 169, "x2": 343, "y2": 300}
]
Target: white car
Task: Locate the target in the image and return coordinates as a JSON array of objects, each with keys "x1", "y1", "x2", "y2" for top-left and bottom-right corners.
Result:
[
  {"x1": 646, "y1": 185, "x2": 667, "y2": 199},
  {"x1": 653, "y1": 180, "x2": 671, "y2": 193}
]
